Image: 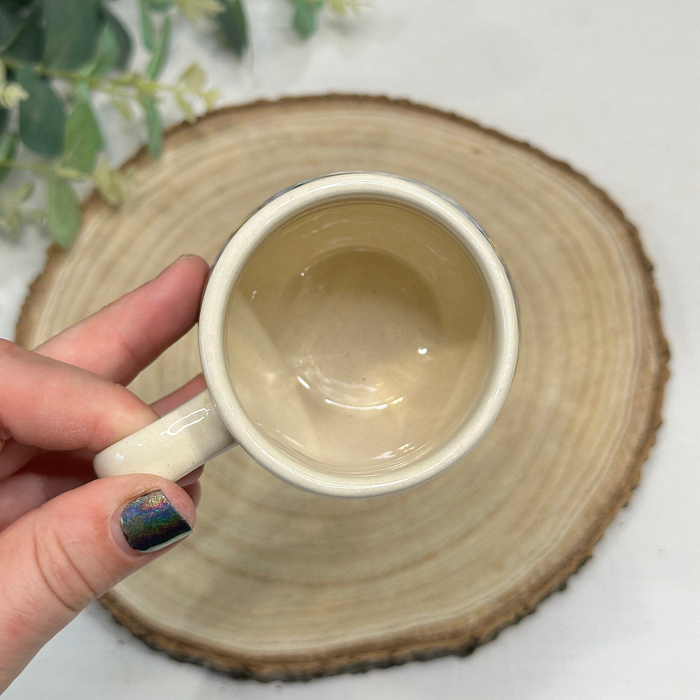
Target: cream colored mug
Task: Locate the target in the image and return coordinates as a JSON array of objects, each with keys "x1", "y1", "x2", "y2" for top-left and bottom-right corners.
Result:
[{"x1": 94, "y1": 173, "x2": 518, "y2": 497}]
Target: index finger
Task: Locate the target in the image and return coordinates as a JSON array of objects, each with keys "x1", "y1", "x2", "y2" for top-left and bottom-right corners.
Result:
[{"x1": 34, "y1": 254, "x2": 209, "y2": 385}]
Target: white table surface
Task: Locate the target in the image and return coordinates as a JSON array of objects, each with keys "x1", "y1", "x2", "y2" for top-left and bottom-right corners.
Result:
[{"x1": 2, "y1": 1, "x2": 699, "y2": 697}]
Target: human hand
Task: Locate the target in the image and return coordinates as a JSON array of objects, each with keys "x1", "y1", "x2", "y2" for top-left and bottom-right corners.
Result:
[{"x1": 0, "y1": 255, "x2": 210, "y2": 692}]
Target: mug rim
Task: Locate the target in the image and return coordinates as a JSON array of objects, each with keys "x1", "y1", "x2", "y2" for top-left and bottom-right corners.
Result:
[{"x1": 199, "y1": 172, "x2": 519, "y2": 497}]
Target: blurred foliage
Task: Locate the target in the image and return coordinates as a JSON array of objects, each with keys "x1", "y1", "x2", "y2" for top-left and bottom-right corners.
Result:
[{"x1": 0, "y1": 0, "x2": 357, "y2": 247}]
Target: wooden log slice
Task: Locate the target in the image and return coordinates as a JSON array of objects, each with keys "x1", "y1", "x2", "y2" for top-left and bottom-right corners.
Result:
[{"x1": 16, "y1": 96, "x2": 669, "y2": 680}]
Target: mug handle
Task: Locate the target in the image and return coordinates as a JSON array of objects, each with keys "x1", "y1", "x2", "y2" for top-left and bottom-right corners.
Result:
[{"x1": 94, "y1": 389, "x2": 236, "y2": 482}]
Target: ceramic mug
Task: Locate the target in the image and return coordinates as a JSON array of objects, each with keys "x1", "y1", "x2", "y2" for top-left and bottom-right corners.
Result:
[{"x1": 94, "y1": 172, "x2": 518, "y2": 497}]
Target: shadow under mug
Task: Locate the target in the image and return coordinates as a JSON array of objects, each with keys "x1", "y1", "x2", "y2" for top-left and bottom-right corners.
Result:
[{"x1": 94, "y1": 173, "x2": 519, "y2": 497}]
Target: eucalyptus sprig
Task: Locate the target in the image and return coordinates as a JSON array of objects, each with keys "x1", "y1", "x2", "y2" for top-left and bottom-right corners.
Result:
[
  {"x1": 0, "y1": 0, "x2": 355, "y2": 248},
  {"x1": 0, "y1": 181, "x2": 40, "y2": 241}
]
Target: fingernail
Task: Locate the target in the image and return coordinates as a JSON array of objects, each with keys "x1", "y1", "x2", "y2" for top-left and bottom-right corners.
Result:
[
  {"x1": 120, "y1": 490, "x2": 191, "y2": 553},
  {"x1": 157, "y1": 254, "x2": 192, "y2": 277}
]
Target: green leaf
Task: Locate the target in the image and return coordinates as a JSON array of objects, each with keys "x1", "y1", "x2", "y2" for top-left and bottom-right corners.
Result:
[
  {"x1": 175, "y1": 0, "x2": 223, "y2": 21},
  {"x1": 139, "y1": 0, "x2": 156, "y2": 52},
  {"x1": 0, "y1": 0, "x2": 35, "y2": 11},
  {"x1": 146, "y1": 14, "x2": 171, "y2": 79},
  {"x1": 0, "y1": 209, "x2": 22, "y2": 241},
  {"x1": 0, "y1": 130, "x2": 18, "y2": 183},
  {"x1": 0, "y1": 107, "x2": 7, "y2": 135},
  {"x1": 202, "y1": 89, "x2": 219, "y2": 110},
  {"x1": 175, "y1": 94, "x2": 195, "y2": 124},
  {"x1": 293, "y1": 0, "x2": 324, "y2": 39},
  {"x1": 328, "y1": 0, "x2": 359, "y2": 14},
  {"x1": 14, "y1": 181, "x2": 34, "y2": 200},
  {"x1": 216, "y1": 0, "x2": 248, "y2": 57},
  {"x1": 0, "y1": 80, "x2": 29, "y2": 108},
  {"x1": 90, "y1": 22, "x2": 120, "y2": 76},
  {"x1": 43, "y1": 0, "x2": 103, "y2": 70},
  {"x1": 47, "y1": 175, "x2": 81, "y2": 248},
  {"x1": 141, "y1": 97, "x2": 162, "y2": 158},
  {"x1": 3, "y1": 3, "x2": 44, "y2": 61},
  {"x1": 94, "y1": 159, "x2": 132, "y2": 206},
  {"x1": 179, "y1": 63, "x2": 205, "y2": 92},
  {"x1": 112, "y1": 98, "x2": 133, "y2": 121},
  {"x1": 74, "y1": 81, "x2": 91, "y2": 103},
  {"x1": 149, "y1": 0, "x2": 173, "y2": 11},
  {"x1": 102, "y1": 7, "x2": 133, "y2": 71},
  {"x1": 0, "y1": 7, "x2": 23, "y2": 52},
  {"x1": 17, "y1": 66, "x2": 66, "y2": 156},
  {"x1": 62, "y1": 96, "x2": 103, "y2": 173}
]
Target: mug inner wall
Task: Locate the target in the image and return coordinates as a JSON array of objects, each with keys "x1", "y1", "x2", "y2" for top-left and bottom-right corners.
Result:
[{"x1": 224, "y1": 197, "x2": 494, "y2": 477}]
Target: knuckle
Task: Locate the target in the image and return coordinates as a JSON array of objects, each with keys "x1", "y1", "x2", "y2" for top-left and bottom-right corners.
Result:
[
  {"x1": 30, "y1": 520, "x2": 102, "y2": 615},
  {"x1": 111, "y1": 327, "x2": 145, "y2": 370},
  {"x1": 88, "y1": 386, "x2": 137, "y2": 447}
]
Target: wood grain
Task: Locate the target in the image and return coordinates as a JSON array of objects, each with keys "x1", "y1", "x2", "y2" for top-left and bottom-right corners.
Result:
[{"x1": 16, "y1": 96, "x2": 669, "y2": 680}]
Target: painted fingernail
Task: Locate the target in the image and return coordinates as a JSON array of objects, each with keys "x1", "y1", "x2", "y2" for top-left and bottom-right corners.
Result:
[{"x1": 120, "y1": 490, "x2": 191, "y2": 553}]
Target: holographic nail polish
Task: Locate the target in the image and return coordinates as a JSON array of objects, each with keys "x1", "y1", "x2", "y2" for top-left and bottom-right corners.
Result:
[{"x1": 120, "y1": 490, "x2": 191, "y2": 553}]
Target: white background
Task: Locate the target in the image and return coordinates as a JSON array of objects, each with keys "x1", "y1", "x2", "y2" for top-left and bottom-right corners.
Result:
[{"x1": 2, "y1": 1, "x2": 699, "y2": 698}]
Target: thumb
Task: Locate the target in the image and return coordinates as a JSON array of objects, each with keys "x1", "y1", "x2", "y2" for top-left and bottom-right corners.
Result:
[{"x1": 0, "y1": 475, "x2": 195, "y2": 692}]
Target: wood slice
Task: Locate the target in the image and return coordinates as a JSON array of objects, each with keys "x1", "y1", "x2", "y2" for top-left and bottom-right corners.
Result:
[{"x1": 16, "y1": 96, "x2": 669, "y2": 680}]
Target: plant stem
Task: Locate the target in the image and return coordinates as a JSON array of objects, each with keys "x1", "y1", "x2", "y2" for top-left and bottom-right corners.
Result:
[
  {"x1": 0, "y1": 203, "x2": 46, "y2": 221},
  {"x1": 2, "y1": 57, "x2": 196, "y2": 99},
  {"x1": 0, "y1": 158, "x2": 93, "y2": 182}
]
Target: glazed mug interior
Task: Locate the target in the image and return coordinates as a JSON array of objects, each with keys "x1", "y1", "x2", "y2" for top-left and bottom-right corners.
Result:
[{"x1": 226, "y1": 198, "x2": 491, "y2": 476}]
